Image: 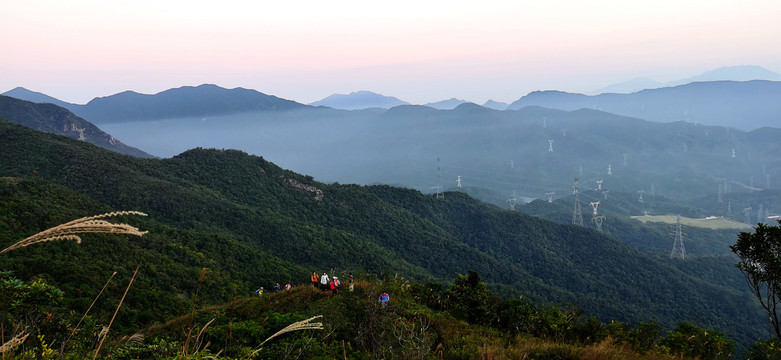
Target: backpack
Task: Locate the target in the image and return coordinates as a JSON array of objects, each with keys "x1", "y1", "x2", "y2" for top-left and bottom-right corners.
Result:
[{"x1": 330, "y1": 281, "x2": 335, "y2": 290}]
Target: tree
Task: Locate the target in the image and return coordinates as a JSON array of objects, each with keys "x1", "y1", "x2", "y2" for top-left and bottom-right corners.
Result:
[
  {"x1": 730, "y1": 220, "x2": 781, "y2": 339},
  {"x1": 659, "y1": 322, "x2": 734, "y2": 360},
  {"x1": 447, "y1": 270, "x2": 490, "y2": 324}
]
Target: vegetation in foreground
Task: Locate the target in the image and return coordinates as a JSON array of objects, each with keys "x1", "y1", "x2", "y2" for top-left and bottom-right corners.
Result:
[{"x1": 1, "y1": 263, "x2": 738, "y2": 359}]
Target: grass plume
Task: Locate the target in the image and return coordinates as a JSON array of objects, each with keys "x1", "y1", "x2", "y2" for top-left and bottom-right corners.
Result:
[
  {"x1": 0, "y1": 211, "x2": 148, "y2": 255},
  {"x1": 0, "y1": 332, "x2": 29, "y2": 355},
  {"x1": 248, "y1": 315, "x2": 324, "y2": 358}
]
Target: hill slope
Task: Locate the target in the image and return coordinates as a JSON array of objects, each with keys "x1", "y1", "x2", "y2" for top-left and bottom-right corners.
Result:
[
  {"x1": 0, "y1": 119, "x2": 765, "y2": 349},
  {"x1": 0, "y1": 95, "x2": 153, "y2": 158}
]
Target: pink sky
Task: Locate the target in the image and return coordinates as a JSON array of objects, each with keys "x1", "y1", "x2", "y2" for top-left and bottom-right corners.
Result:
[{"x1": 2, "y1": 0, "x2": 780, "y2": 104}]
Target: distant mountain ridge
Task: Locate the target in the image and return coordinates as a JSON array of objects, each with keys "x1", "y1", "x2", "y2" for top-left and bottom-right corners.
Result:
[
  {"x1": 595, "y1": 65, "x2": 781, "y2": 94},
  {"x1": 424, "y1": 98, "x2": 469, "y2": 110},
  {"x1": 2, "y1": 87, "x2": 75, "y2": 108},
  {"x1": 508, "y1": 80, "x2": 781, "y2": 130},
  {"x1": 309, "y1": 90, "x2": 409, "y2": 110},
  {"x1": 482, "y1": 100, "x2": 509, "y2": 110},
  {"x1": 3, "y1": 84, "x2": 307, "y2": 124},
  {"x1": 0, "y1": 95, "x2": 153, "y2": 158}
]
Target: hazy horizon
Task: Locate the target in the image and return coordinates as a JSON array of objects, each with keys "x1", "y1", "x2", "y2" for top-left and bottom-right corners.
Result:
[{"x1": 3, "y1": 0, "x2": 780, "y2": 105}]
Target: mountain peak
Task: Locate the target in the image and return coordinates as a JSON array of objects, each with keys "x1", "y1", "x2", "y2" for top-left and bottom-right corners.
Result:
[
  {"x1": 309, "y1": 91, "x2": 409, "y2": 110},
  {"x1": 2, "y1": 87, "x2": 75, "y2": 108},
  {"x1": 482, "y1": 100, "x2": 508, "y2": 110},
  {"x1": 423, "y1": 98, "x2": 468, "y2": 110}
]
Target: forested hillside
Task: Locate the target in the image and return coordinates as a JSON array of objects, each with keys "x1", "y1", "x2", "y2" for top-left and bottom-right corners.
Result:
[{"x1": 0, "y1": 119, "x2": 767, "y2": 352}]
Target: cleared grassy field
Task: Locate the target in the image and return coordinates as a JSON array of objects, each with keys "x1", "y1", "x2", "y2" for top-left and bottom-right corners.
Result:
[{"x1": 630, "y1": 215, "x2": 753, "y2": 230}]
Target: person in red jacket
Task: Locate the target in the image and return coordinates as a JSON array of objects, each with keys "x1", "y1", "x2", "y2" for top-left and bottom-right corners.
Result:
[{"x1": 330, "y1": 276, "x2": 341, "y2": 295}]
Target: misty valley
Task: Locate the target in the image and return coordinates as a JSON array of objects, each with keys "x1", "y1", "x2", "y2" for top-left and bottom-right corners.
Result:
[{"x1": 1, "y1": 77, "x2": 781, "y2": 359}]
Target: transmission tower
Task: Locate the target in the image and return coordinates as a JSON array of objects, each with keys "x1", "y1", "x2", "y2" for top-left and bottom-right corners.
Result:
[
  {"x1": 592, "y1": 215, "x2": 606, "y2": 232},
  {"x1": 717, "y1": 184, "x2": 723, "y2": 203},
  {"x1": 543, "y1": 117, "x2": 547, "y2": 129},
  {"x1": 545, "y1": 192, "x2": 555, "y2": 203},
  {"x1": 456, "y1": 176, "x2": 462, "y2": 188},
  {"x1": 590, "y1": 201, "x2": 600, "y2": 217},
  {"x1": 670, "y1": 216, "x2": 686, "y2": 260},
  {"x1": 727, "y1": 201, "x2": 732, "y2": 216},
  {"x1": 732, "y1": 149, "x2": 736, "y2": 158},
  {"x1": 743, "y1": 207, "x2": 752, "y2": 224},
  {"x1": 595, "y1": 180, "x2": 603, "y2": 191},
  {"x1": 435, "y1": 158, "x2": 444, "y2": 199},
  {"x1": 507, "y1": 190, "x2": 518, "y2": 210},
  {"x1": 548, "y1": 139, "x2": 554, "y2": 152},
  {"x1": 638, "y1": 190, "x2": 645, "y2": 203},
  {"x1": 602, "y1": 190, "x2": 609, "y2": 199},
  {"x1": 562, "y1": 128, "x2": 567, "y2": 137},
  {"x1": 607, "y1": 165, "x2": 612, "y2": 175},
  {"x1": 572, "y1": 178, "x2": 584, "y2": 226},
  {"x1": 758, "y1": 204, "x2": 764, "y2": 224}
]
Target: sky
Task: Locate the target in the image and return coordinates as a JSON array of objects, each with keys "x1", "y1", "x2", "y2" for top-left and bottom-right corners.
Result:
[{"x1": 2, "y1": 0, "x2": 780, "y2": 105}]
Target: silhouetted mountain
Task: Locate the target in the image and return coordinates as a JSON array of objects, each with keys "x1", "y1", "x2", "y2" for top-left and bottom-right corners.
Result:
[
  {"x1": 2, "y1": 87, "x2": 76, "y2": 109},
  {"x1": 70, "y1": 84, "x2": 307, "y2": 124},
  {"x1": 482, "y1": 99, "x2": 509, "y2": 110},
  {"x1": 509, "y1": 80, "x2": 781, "y2": 130},
  {"x1": 594, "y1": 65, "x2": 781, "y2": 94},
  {"x1": 309, "y1": 90, "x2": 409, "y2": 110},
  {"x1": 681, "y1": 65, "x2": 781, "y2": 84},
  {"x1": 423, "y1": 98, "x2": 468, "y2": 110},
  {"x1": 593, "y1": 77, "x2": 664, "y2": 95},
  {"x1": 0, "y1": 95, "x2": 153, "y2": 158}
]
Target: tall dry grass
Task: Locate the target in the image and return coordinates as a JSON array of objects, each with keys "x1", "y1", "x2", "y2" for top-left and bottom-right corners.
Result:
[
  {"x1": 0, "y1": 332, "x2": 29, "y2": 355},
  {"x1": 93, "y1": 265, "x2": 140, "y2": 360},
  {"x1": 247, "y1": 315, "x2": 324, "y2": 358},
  {"x1": 1, "y1": 211, "x2": 147, "y2": 357},
  {"x1": 0, "y1": 211, "x2": 148, "y2": 255},
  {"x1": 61, "y1": 271, "x2": 117, "y2": 354}
]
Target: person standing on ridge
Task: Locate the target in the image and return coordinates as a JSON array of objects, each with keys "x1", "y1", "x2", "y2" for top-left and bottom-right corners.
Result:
[
  {"x1": 274, "y1": 282, "x2": 280, "y2": 293},
  {"x1": 284, "y1": 282, "x2": 292, "y2": 291},
  {"x1": 330, "y1": 276, "x2": 341, "y2": 295},
  {"x1": 311, "y1": 271, "x2": 319, "y2": 288},
  {"x1": 348, "y1": 272, "x2": 354, "y2": 292},
  {"x1": 320, "y1": 272, "x2": 330, "y2": 291},
  {"x1": 379, "y1": 292, "x2": 389, "y2": 307}
]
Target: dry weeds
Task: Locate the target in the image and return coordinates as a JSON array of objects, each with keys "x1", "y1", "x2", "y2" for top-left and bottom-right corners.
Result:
[{"x1": 0, "y1": 211, "x2": 148, "y2": 255}]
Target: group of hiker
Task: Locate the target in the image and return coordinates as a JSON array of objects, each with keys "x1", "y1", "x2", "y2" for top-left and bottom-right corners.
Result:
[
  {"x1": 255, "y1": 272, "x2": 389, "y2": 307},
  {"x1": 310, "y1": 271, "x2": 354, "y2": 295},
  {"x1": 255, "y1": 281, "x2": 291, "y2": 296}
]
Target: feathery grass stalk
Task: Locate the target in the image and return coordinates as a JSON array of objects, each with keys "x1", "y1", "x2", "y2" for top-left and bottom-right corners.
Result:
[
  {"x1": 61, "y1": 271, "x2": 117, "y2": 354},
  {"x1": 0, "y1": 211, "x2": 147, "y2": 255},
  {"x1": 93, "y1": 265, "x2": 140, "y2": 360},
  {"x1": 0, "y1": 332, "x2": 28, "y2": 354},
  {"x1": 247, "y1": 315, "x2": 324, "y2": 358}
]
